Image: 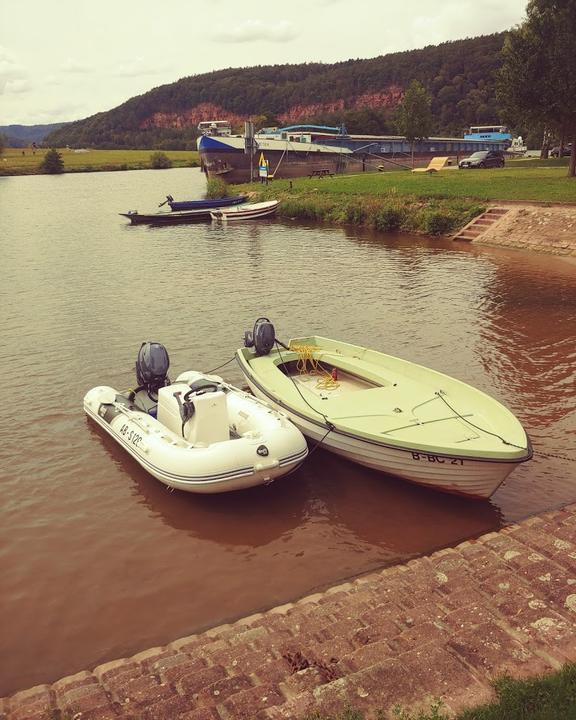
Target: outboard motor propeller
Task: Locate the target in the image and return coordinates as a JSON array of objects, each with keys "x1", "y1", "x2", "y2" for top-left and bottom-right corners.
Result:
[
  {"x1": 135, "y1": 342, "x2": 170, "y2": 396},
  {"x1": 244, "y1": 317, "x2": 276, "y2": 356}
]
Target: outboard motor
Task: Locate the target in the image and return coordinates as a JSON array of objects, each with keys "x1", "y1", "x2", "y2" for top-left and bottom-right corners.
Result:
[
  {"x1": 244, "y1": 317, "x2": 276, "y2": 356},
  {"x1": 135, "y1": 342, "x2": 170, "y2": 396}
]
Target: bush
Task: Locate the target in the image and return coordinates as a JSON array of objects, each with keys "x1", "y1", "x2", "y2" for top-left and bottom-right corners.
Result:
[
  {"x1": 150, "y1": 152, "x2": 172, "y2": 169},
  {"x1": 40, "y1": 148, "x2": 64, "y2": 174},
  {"x1": 206, "y1": 177, "x2": 229, "y2": 198},
  {"x1": 374, "y1": 206, "x2": 404, "y2": 231},
  {"x1": 423, "y1": 210, "x2": 456, "y2": 235}
]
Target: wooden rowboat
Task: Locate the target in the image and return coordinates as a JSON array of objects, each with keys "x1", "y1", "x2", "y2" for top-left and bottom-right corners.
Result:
[{"x1": 210, "y1": 200, "x2": 279, "y2": 221}]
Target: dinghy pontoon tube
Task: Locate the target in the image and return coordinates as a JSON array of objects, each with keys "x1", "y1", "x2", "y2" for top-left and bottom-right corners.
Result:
[{"x1": 84, "y1": 343, "x2": 308, "y2": 493}]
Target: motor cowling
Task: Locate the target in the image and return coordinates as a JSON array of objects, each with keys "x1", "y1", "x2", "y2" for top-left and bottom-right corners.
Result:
[
  {"x1": 136, "y1": 342, "x2": 170, "y2": 394},
  {"x1": 244, "y1": 318, "x2": 275, "y2": 356}
]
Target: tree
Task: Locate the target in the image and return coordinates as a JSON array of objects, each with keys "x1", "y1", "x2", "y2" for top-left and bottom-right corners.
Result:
[
  {"x1": 497, "y1": 0, "x2": 576, "y2": 176},
  {"x1": 40, "y1": 148, "x2": 64, "y2": 174},
  {"x1": 395, "y1": 80, "x2": 433, "y2": 166},
  {"x1": 0, "y1": 133, "x2": 5, "y2": 156}
]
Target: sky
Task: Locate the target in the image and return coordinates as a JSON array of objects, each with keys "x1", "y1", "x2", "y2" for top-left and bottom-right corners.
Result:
[{"x1": 0, "y1": 0, "x2": 528, "y2": 127}]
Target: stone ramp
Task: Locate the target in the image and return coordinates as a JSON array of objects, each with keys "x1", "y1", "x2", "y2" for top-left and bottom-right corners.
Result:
[
  {"x1": 452, "y1": 207, "x2": 509, "y2": 242},
  {"x1": 3, "y1": 506, "x2": 576, "y2": 720}
]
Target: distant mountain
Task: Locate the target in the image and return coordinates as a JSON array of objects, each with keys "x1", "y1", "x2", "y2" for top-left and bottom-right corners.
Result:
[
  {"x1": 47, "y1": 33, "x2": 508, "y2": 149},
  {"x1": 0, "y1": 122, "x2": 69, "y2": 147}
]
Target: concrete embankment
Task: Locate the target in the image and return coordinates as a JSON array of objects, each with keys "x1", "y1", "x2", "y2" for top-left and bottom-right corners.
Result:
[
  {"x1": 3, "y1": 504, "x2": 576, "y2": 720},
  {"x1": 456, "y1": 204, "x2": 576, "y2": 257}
]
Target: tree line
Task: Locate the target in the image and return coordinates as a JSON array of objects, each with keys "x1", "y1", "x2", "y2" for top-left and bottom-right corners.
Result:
[{"x1": 46, "y1": 34, "x2": 507, "y2": 149}]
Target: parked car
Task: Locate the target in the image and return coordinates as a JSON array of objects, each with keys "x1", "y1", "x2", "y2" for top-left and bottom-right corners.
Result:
[
  {"x1": 550, "y1": 144, "x2": 572, "y2": 157},
  {"x1": 459, "y1": 150, "x2": 505, "y2": 169}
]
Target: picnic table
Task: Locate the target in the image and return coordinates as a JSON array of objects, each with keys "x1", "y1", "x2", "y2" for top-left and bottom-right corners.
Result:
[{"x1": 309, "y1": 167, "x2": 334, "y2": 178}]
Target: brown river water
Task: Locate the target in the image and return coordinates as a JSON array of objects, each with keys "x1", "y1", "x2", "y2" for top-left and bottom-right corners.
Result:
[{"x1": 1, "y1": 168, "x2": 575, "y2": 695}]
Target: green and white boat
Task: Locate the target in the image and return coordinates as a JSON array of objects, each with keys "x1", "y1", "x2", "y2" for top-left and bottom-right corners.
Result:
[{"x1": 236, "y1": 319, "x2": 532, "y2": 499}]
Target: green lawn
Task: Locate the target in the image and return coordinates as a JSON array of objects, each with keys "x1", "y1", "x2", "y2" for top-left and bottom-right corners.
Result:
[
  {"x1": 248, "y1": 164, "x2": 576, "y2": 205},
  {"x1": 0, "y1": 148, "x2": 199, "y2": 175}
]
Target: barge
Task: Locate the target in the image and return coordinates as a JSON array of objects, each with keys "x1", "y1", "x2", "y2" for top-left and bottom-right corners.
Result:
[{"x1": 198, "y1": 123, "x2": 510, "y2": 184}]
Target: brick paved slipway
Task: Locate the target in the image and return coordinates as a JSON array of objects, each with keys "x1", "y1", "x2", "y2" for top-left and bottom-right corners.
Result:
[
  {"x1": 3, "y1": 504, "x2": 576, "y2": 720},
  {"x1": 472, "y1": 204, "x2": 576, "y2": 257}
]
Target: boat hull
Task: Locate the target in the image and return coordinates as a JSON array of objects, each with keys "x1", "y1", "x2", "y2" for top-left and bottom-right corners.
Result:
[
  {"x1": 210, "y1": 201, "x2": 279, "y2": 221},
  {"x1": 198, "y1": 134, "x2": 357, "y2": 183},
  {"x1": 242, "y1": 373, "x2": 520, "y2": 499},
  {"x1": 236, "y1": 338, "x2": 532, "y2": 499},
  {"x1": 120, "y1": 209, "x2": 212, "y2": 225},
  {"x1": 168, "y1": 195, "x2": 247, "y2": 211},
  {"x1": 84, "y1": 380, "x2": 308, "y2": 493}
]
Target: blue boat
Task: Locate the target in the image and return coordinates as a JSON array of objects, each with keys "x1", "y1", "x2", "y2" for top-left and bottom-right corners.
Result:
[{"x1": 160, "y1": 194, "x2": 247, "y2": 211}]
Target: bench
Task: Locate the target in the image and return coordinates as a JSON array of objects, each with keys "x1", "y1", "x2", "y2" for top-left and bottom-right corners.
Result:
[
  {"x1": 309, "y1": 168, "x2": 334, "y2": 178},
  {"x1": 412, "y1": 156, "x2": 450, "y2": 174}
]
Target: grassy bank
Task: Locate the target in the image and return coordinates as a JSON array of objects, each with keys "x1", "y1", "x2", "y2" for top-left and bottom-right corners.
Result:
[
  {"x1": 237, "y1": 163, "x2": 575, "y2": 235},
  {"x1": 304, "y1": 662, "x2": 576, "y2": 719},
  {"x1": 0, "y1": 148, "x2": 200, "y2": 175}
]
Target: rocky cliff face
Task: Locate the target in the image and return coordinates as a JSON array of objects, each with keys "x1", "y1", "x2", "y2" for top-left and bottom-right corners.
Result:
[
  {"x1": 140, "y1": 103, "x2": 246, "y2": 130},
  {"x1": 139, "y1": 87, "x2": 405, "y2": 130}
]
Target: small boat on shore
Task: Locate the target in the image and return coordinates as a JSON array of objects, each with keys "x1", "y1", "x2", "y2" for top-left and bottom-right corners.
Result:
[
  {"x1": 236, "y1": 319, "x2": 532, "y2": 499},
  {"x1": 210, "y1": 200, "x2": 279, "y2": 222},
  {"x1": 159, "y1": 194, "x2": 248, "y2": 211},
  {"x1": 84, "y1": 342, "x2": 308, "y2": 493}
]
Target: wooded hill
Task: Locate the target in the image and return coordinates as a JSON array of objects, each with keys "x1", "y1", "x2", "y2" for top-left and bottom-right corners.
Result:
[{"x1": 47, "y1": 33, "x2": 507, "y2": 149}]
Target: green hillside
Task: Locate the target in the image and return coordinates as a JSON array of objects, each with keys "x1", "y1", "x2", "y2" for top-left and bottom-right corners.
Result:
[{"x1": 47, "y1": 33, "x2": 507, "y2": 149}]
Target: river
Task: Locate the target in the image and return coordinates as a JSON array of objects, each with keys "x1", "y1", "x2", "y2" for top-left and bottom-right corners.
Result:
[{"x1": 0, "y1": 167, "x2": 574, "y2": 695}]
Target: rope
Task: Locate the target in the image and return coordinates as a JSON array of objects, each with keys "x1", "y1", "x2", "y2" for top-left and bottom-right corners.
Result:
[
  {"x1": 434, "y1": 390, "x2": 529, "y2": 451},
  {"x1": 274, "y1": 341, "x2": 336, "y2": 434},
  {"x1": 435, "y1": 390, "x2": 576, "y2": 462},
  {"x1": 205, "y1": 357, "x2": 236, "y2": 374},
  {"x1": 289, "y1": 342, "x2": 340, "y2": 390},
  {"x1": 306, "y1": 424, "x2": 334, "y2": 457}
]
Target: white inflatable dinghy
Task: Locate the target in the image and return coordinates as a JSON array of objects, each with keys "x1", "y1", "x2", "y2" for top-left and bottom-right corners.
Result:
[{"x1": 84, "y1": 343, "x2": 308, "y2": 493}]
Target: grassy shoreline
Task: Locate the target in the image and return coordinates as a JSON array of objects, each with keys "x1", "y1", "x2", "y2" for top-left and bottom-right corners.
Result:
[
  {"x1": 237, "y1": 162, "x2": 575, "y2": 235},
  {"x1": 0, "y1": 148, "x2": 200, "y2": 175}
]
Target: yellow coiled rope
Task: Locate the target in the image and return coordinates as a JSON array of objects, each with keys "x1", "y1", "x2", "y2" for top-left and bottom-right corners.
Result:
[{"x1": 289, "y1": 343, "x2": 340, "y2": 391}]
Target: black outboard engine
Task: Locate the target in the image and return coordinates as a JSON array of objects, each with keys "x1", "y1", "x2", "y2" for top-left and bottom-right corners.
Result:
[
  {"x1": 244, "y1": 317, "x2": 276, "y2": 356},
  {"x1": 135, "y1": 342, "x2": 170, "y2": 396}
]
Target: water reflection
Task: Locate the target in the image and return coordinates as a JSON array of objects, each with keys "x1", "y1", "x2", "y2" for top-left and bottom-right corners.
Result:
[
  {"x1": 1, "y1": 169, "x2": 575, "y2": 695},
  {"x1": 306, "y1": 449, "x2": 503, "y2": 555},
  {"x1": 87, "y1": 420, "x2": 308, "y2": 546}
]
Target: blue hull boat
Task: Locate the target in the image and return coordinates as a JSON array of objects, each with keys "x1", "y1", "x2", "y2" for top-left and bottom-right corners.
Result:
[{"x1": 161, "y1": 195, "x2": 247, "y2": 211}]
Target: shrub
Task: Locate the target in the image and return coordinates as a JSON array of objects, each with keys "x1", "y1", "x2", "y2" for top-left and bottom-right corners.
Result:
[
  {"x1": 374, "y1": 206, "x2": 404, "y2": 231},
  {"x1": 345, "y1": 203, "x2": 367, "y2": 224},
  {"x1": 423, "y1": 210, "x2": 456, "y2": 235},
  {"x1": 40, "y1": 148, "x2": 64, "y2": 174},
  {"x1": 150, "y1": 152, "x2": 172, "y2": 169},
  {"x1": 206, "y1": 177, "x2": 229, "y2": 198}
]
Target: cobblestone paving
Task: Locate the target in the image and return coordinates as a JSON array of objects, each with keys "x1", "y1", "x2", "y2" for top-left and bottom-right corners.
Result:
[
  {"x1": 3, "y1": 505, "x2": 576, "y2": 720},
  {"x1": 475, "y1": 205, "x2": 576, "y2": 257}
]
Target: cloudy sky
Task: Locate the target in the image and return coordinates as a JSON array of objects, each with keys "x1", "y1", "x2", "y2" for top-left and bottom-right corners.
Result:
[{"x1": 0, "y1": 0, "x2": 527, "y2": 126}]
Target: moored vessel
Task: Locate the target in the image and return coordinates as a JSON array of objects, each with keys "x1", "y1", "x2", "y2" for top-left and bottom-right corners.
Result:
[
  {"x1": 210, "y1": 200, "x2": 279, "y2": 221},
  {"x1": 236, "y1": 319, "x2": 532, "y2": 499},
  {"x1": 84, "y1": 342, "x2": 308, "y2": 493}
]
